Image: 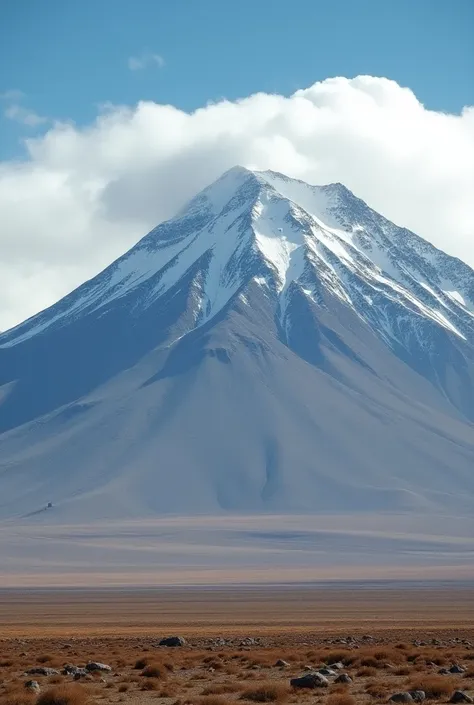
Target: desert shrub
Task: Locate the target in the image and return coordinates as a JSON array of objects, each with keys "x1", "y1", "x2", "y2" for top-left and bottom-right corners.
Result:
[
  {"x1": 141, "y1": 663, "x2": 166, "y2": 679},
  {"x1": 324, "y1": 651, "x2": 351, "y2": 665},
  {"x1": 356, "y1": 667, "x2": 377, "y2": 677},
  {"x1": 360, "y1": 658, "x2": 380, "y2": 669},
  {"x1": 240, "y1": 683, "x2": 289, "y2": 703},
  {"x1": 36, "y1": 685, "x2": 88, "y2": 705},
  {"x1": 0, "y1": 691, "x2": 35, "y2": 705},
  {"x1": 365, "y1": 681, "x2": 392, "y2": 700},
  {"x1": 395, "y1": 667, "x2": 411, "y2": 676},
  {"x1": 326, "y1": 695, "x2": 356, "y2": 705},
  {"x1": 141, "y1": 679, "x2": 161, "y2": 691},
  {"x1": 408, "y1": 675, "x2": 456, "y2": 699},
  {"x1": 195, "y1": 697, "x2": 231, "y2": 705},
  {"x1": 134, "y1": 657, "x2": 149, "y2": 669},
  {"x1": 202, "y1": 685, "x2": 240, "y2": 695}
]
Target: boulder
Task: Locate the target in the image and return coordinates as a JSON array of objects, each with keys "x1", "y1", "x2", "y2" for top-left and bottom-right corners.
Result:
[
  {"x1": 159, "y1": 636, "x2": 186, "y2": 647},
  {"x1": 85, "y1": 662, "x2": 112, "y2": 672},
  {"x1": 24, "y1": 681, "x2": 40, "y2": 692},
  {"x1": 389, "y1": 693, "x2": 414, "y2": 703},
  {"x1": 335, "y1": 674, "x2": 353, "y2": 684},
  {"x1": 449, "y1": 665, "x2": 466, "y2": 674},
  {"x1": 275, "y1": 659, "x2": 290, "y2": 668},
  {"x1": 449, "y1": 693, "x2": 473, "y2": 704},
  {"x1": 26, "y1": 668, "x2": 60, "y2": 676},
  {"x1": 319, "y1": 667, "x2": 337, "y2": 676},
  {"x1": 290, "y1": 673, "x2": 329, "y2": 689},
  {"x1": 409, "y1": 691, "x2": 426, "y2": 702},
  {"x1": 63, "y1": 665, "x2": 88, "y2": 677}
]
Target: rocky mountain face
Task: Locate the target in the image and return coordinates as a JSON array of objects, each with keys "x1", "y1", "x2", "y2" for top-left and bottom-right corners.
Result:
[{"x1": 1, "y1": 166, "x2": 473, "y2": 520}]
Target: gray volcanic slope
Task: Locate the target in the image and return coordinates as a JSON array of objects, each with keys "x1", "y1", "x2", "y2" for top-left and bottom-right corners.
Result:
[{"x1": 0, "y1": 166, "x2": 473, "y2": 522}]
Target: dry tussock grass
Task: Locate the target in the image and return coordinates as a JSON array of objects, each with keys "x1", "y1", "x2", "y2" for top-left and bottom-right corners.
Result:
[
  {"x1": 140, "y1": 679, "x2": 161, "y2": 691},
  {"x1": 201, "y1": 684, "x2": 241, "y2": 695},
  {"x1": 407, "y1": 674, "x2": 457, "y2": 699},
  {"x1": 356, "y1": 666, "x2": 377, "y2": 677},
  {"x1": 365, "y1": 679, "x2": 393, "y2": 699},
  {"x1": 326, "y1": 694, "x2": 356, "y2": 705},
  {"x1": 141, "y1": 663, "x2": 167, "y2": 679},
  {"x1": 194, "y1": 697, "x2": 232, "y2": 705},
  {"x1": 0, "y1": 691, "x2": 36, "y2": 705},
  {"x1": 36, "y1": 685, "x2": 89, "y2": 705},
  {"x1": 240, "y1": 682, "x2": 290, "y2": 703}
]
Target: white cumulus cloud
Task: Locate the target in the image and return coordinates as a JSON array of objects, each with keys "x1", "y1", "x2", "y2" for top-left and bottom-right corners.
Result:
[
  {"x1": 127, "y1": 52, "x2": 165, "y2": 71},
  {"x1": 0, "y1": 75, "x2": 473, "y2": 331},
  {"x1": 1, "y1": 90, "x2": 48, "y2": 127}
]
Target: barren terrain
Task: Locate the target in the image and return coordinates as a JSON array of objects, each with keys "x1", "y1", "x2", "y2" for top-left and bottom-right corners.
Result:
[{"x1": 0, "y1": 586, "x2": 473, "y2": 705}]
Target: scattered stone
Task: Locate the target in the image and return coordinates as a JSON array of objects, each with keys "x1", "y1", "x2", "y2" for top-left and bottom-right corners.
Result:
[
  {"x1": 438, "y1": 668, "x2": 451, "y2": 675},
  {"x1": 159, "y1": 636, "x2": 186, "y2": 647},
  {"x1": 63, "y1": 665, "x2": 89, "y2": 677},
  {"x1": 290, "y1": 673, "x2": 329, "y2": 689},
  {"x1": 240, "y1": 638, "x2": 258, "y2": 646},
  {"x1": 449, "y1": 665, "x2": 465, "y2": 674},
  {"x1": 389, "y1": 693, "x2": 414, "y2": 703},
  {"x1": 409, "y1": 691, "x2": 426, "y2": 702},
  {"x1": 26, "y1": 668, "x2": 60, "y2": 676},
  {"x1": 330, "y1": 662, "x2": 344, "y2": 670},
  {"x1": 24, "y1": 681, "x2": 40, "y2": 692},
  {"x1": 335, "y1": 674, "x2": 353, "y2": 684},
  {"x1": 319, "y1": 667, "x2": 337, "y2": 676},
  {"x1": 85, "y1": 662, "x2": 112, "y2": 672},
  {"x1": 275, "y1": 659, "x2": 290, "y2": 668},
  {"x1": 450, "y1": 693, "x2": 473, "y2": 704}
]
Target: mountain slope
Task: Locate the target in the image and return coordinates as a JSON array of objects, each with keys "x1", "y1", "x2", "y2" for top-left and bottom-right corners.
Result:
[{"x1": 0, "y1": 166, "x2": 473, "y2": 520}]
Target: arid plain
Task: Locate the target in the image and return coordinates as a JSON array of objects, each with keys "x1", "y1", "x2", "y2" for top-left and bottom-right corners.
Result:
[{"x1": 0, "y1": 585, "x2": 473, "y2": 705}]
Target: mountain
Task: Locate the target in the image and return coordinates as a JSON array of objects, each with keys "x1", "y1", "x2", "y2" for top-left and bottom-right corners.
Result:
[{"x1": 1, "y1": 166, "x2": 474, "y2": 522}]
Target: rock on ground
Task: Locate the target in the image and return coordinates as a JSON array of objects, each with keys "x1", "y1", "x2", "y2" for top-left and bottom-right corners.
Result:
[
  {"x1": 85, "y1": 662, "x2": 112, "y2": 672},
  {"x1": 389, "y1": 693, "x2": 414, "y2": 703},
  {"x1": 290, "y1": 673, "x2": 329, "y2": 689},
  {"x1": 450, "y1": 693, "x2": 473, "y2": 704},
  {"x1": 158, "y1": 636, "x2": 186, "y2": 647},
  {"x1": 24, "y1": 681, "x2": 40, "y2": 692}
]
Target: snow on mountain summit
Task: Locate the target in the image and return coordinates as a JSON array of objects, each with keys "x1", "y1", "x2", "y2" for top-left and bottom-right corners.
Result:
[{"x1": 2, "y1": 166, "x2": 473, "y2": 354}]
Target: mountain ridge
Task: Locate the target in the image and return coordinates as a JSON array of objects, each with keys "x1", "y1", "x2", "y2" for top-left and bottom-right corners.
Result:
[{"x1": 0, "y1": 167, "x2": 473, "y2": 520}]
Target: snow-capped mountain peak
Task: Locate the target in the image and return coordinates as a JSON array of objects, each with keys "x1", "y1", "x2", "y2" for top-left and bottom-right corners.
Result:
[
  {"x1": 2, "y1": 167, "x2": 474, "y2": 521},
  {"x1": 1, "y1": 166, "x2": 474, "y2": 354}
]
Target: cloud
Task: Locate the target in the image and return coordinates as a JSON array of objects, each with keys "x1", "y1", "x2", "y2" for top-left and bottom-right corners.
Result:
[
  {"x1": 127, "y1": 52, "x2": 165, "y2": 71},
  {"x1": 0, "y1": 75, "x2": 473, "y2": 331},
  {"x1": 1, "y1": 90, "x2": 48, "y2": 127},
  {"x1": 1, "y1": 89, "x2": 26, "y2": 102},
  {"x1": 4, "y1": 104, "x2": 48, "y2": 127}
]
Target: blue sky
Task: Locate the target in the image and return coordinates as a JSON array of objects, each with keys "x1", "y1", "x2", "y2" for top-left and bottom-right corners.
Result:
[{"x1": 0, "y1": 0, "x2": 473, "y2": 159}]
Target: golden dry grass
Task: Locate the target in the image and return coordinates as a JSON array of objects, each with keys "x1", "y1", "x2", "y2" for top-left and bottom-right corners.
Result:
[
  {"x1": 0, "y1": 596, "x2": 472, "y2": 705},
  {"x1": 36, "y1": 685, "x2": 89, "y2": 705},
  {"x1": 326, "y1": 694, "x2": 356, "y2": 705},
  {"x1": 240, "y1": 683, "x2": 290, "y2": 703},
  {"x1": 407, "y1": 674, "x2": 458, "y2": 699}
]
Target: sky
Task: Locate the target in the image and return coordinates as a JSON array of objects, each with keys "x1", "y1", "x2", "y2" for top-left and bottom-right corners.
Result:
[{"x1": 0, "y1": 0, "x2": 473, "y2": 330}]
